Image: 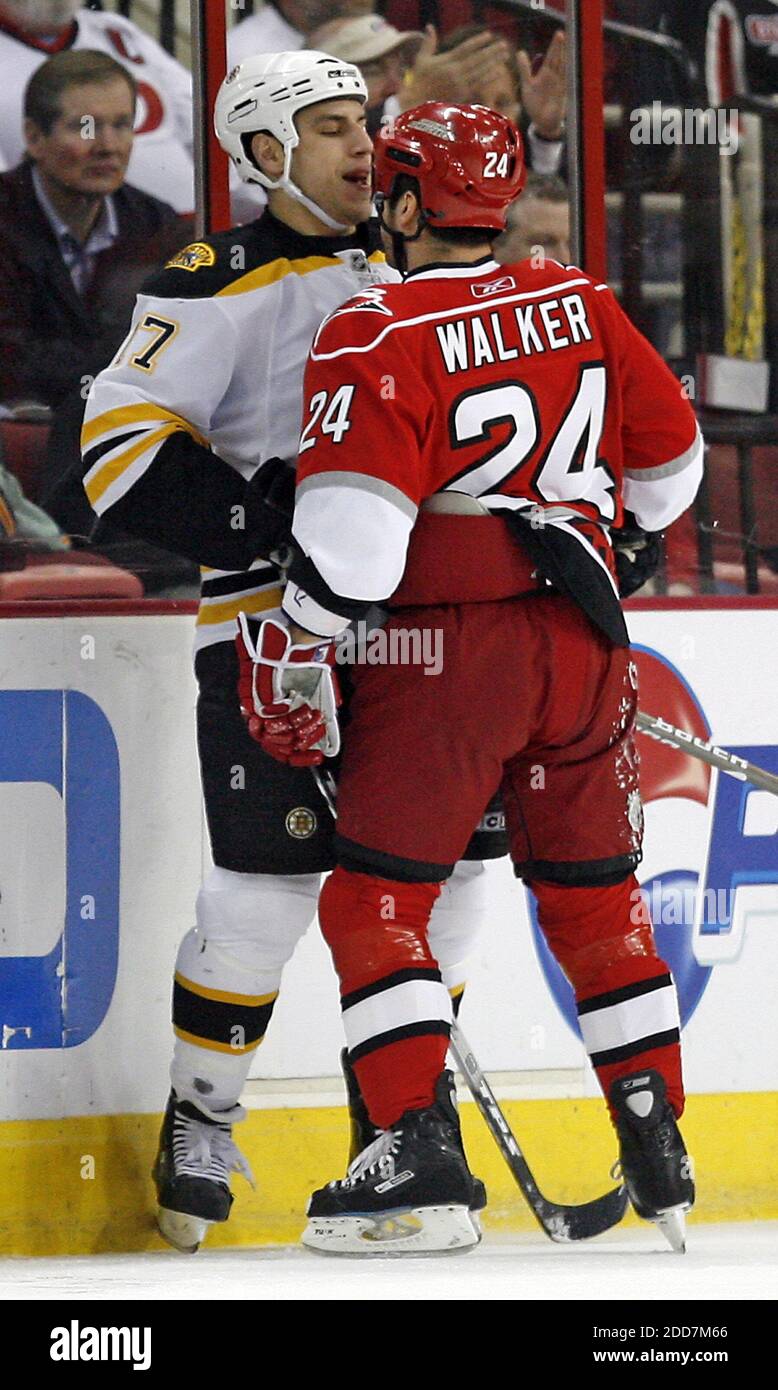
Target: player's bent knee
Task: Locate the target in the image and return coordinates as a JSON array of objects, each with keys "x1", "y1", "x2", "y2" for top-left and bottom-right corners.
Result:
[
  {"x1": 531, "y1": 873, "x2": 658, "y2": 993},
  {"x1": 320, "y1": 866, "x2": 442, "y2": 986},
  {"x1": 187, "y1": 866, "x2": 321, "y2": 985}
]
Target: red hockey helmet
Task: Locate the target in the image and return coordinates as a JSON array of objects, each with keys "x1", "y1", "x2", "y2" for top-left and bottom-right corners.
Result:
[{"x1": 374, "y1": 102, "x2": 526, "y2": 232}]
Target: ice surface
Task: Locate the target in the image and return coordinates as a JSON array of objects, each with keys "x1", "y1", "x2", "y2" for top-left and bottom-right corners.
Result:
[{"x1": 0, "y1": 1223, "x2": 775, "y2": 1301}]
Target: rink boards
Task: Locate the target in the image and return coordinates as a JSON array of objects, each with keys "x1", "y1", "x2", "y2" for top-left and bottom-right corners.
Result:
[{"x1": 0, "y1": 601, "x2": 776, "y2": 1254}]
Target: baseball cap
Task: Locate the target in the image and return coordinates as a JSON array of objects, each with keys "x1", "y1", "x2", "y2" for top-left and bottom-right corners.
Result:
[{"x1": 310, "y1": 14, "x2": 424, "y2": 66}]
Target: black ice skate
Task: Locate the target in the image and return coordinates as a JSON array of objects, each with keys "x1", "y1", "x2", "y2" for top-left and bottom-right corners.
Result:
[
  {"x1": 340, "y1": 1049, "x2": 487, "y2": 1213},
  {"x1": 153, "y1": 1092, "x2": 254, "y2": 1253},
  {"x1": 304, "y1": 1072, "x2": 483, "y2": 1255},
  {"x1": 610, "y1": 1070, "x2": 694, "y2": 1253}
]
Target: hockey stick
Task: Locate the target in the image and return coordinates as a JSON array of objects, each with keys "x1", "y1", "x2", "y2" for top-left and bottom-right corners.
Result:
[
  {"x1": 636, "y1": 711, "x2": 778, "y2": 796},
  {"x1": 448, "y1": 1022, "x2": 627, "y2": 1242},
  {"x1": 311, "y1": 766, "x2": 628, "y2": 1242}
]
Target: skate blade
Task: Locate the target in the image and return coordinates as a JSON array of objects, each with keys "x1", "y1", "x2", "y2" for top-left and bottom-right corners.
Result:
[
  {"x1": 302, "y1": 1204, "x2": 481, "y2": 1257},
  {"x1": 654, "y1": 1204, "x2": 690, "y2": 1254},
  {"x1": 157, "y1": 1206, "x2": 211, "y2": 1254}
]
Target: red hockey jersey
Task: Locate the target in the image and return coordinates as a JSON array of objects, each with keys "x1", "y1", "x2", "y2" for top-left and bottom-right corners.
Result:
[{"x1": 285, "y1": 256, "x2": 702, "y2": 643}]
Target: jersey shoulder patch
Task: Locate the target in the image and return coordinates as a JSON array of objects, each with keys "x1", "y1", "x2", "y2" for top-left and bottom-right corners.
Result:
[
  {"x1": 311, "y1": 283, "x2": 403, "y2": 359},
  {"x1": 141, "y1": 225, "x2": 259, "y2": 300},
  {"x1": 165, "y1": 241, "x2": 217, "y2": 273}
]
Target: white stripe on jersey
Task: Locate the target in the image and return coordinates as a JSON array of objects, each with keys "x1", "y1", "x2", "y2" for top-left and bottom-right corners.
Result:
[
  {"x1": 84, "y1": 425, "x2": 180, "y2": 514},
  {"x1": 342, "y1": 979, "x2": 453, "y2": 1053},
  {"x1": 311, "y1": 279, "x2": 592, "y2": 360},
  {"x1": 623, "y1": 426, "x2": 704, "y2": 531},
  {"x1": 408, "y1": 259, "x2": 501, "y2": 281},
  {"x1": 578, "y1": 982, "x2": 680, "y2": 1058}
]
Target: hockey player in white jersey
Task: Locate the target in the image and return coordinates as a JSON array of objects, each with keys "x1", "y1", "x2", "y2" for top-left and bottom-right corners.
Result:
[
  {"x1": 0, "y1": 0, "x2": 194, "y2": 209},
  {"x1": 81, "y1": 49, "x2": 497, "y2": 1252}
]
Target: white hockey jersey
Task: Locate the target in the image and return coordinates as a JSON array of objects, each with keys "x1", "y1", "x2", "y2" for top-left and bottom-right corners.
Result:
[
  {"x1": 81, "y1": 210, "x2": 398, "y2": 650},
  {"x1": 0, "y1": 9, "x2": 194, "y2": 211}
]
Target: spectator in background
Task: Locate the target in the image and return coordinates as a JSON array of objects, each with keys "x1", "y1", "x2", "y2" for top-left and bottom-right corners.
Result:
[
  {"x1": 0, "y1": 48, "x2": 197, "y2": 593},
  {"x1": 311, "y1": 14, "x2": 522, "y2": 145},
  {"x1": 0, "y1": 49, "x2": 183, "y2": 410},
  {"x1": 309, "y1": 13, "x2": 424, "y2": 134},
  {"x1": 228, "y1": 1, "x2": 375, "y2": 67},
  {"x1": 327, "y1": 14, "x2": 565, "y2": 175},
  {"x1": 435, "y1": 23, "x2": 567, "y2": 177},
  {"x1": 495, "y1": 172, "x2": 571, "y2": 267},
  {"x1": 0, "y1": 0, "x2": 195, "y2": 211}
]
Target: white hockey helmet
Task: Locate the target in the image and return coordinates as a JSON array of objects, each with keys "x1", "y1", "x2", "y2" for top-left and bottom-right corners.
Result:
[{"x1": 215, "y1": 50, "x2": 368, "y2": 229}]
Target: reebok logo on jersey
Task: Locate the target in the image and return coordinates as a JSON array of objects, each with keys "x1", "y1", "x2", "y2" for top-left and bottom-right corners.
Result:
[
  {"x1": 471, "y1": 276, "x2": 516, "y2": 298},
  {"x1": 50, "y1": 1321, "x2": 151, "y2": 1371}
]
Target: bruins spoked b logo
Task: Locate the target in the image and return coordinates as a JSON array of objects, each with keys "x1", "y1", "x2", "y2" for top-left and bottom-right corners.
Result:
[{"x1": 286, "y1": 807, "x2": 317, "y2": 839}]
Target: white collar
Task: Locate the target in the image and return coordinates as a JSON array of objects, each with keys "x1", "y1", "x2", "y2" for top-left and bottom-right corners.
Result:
[{"x1": 406, "y1": 258, "x2": 501, "y2": 282}]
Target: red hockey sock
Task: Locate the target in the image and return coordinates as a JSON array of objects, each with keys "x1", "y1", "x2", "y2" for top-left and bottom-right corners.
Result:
[
  {"x1": 532, "y1": 875, "x2": 685, "y2": 1118},
  {"x1": 319, "y1": 866, "x2": 450, "y2": 1130}
]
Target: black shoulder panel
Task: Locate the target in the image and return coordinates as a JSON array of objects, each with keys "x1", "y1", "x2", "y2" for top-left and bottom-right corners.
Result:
[{"x1": 140, "y1": 216, "x2": 283, "y2": 300}]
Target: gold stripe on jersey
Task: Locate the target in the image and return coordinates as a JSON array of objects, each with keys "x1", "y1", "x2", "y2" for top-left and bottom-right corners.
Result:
[
  {"x1": 214, "y1": 249, "x2": 387, "y2": 299},
  {"x1": 195, "y1": 586, "x2": 283, "y2": 627},
  {"x1": 81, "y1": 402, "x2": 207, "y2": 450},
  {"x1": 174, "y1": 972, "x2": 277, "y2": 1009},
  {"x1": 84, "y1": 422, "x2": 182, "y2": 506},
  {"x1": 172, "y1": 1026, "x2": 262, "y2": 1055}
]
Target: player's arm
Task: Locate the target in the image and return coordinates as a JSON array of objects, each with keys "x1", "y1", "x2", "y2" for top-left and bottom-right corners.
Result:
[
  {"x1": 281, "y1": 321, "x2": 428, "y2": 638},
  {"x1": 601, "y1": 289, "x2": 703, "y2": 531},
  {"x1": 237, "y1": 310, "x2": 428, "y2": 764},
  {"x1": 80, "y1": 285, "x2": 291, "y2": 570}
]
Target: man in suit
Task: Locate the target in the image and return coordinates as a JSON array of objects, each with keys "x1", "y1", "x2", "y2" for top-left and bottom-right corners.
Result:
[{"x1": 0, "y1": 47, "x2": 183, "y2": 409}]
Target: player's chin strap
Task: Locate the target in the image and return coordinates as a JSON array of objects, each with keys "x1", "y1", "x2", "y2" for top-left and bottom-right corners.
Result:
[
  {"x1": 247, "y1": 160, "x2": 352, "y2": 232},
  {"x1": 375, "y1": 193, "x2": 429, "y2": 277},
  {"x1": 281, "y1": 176, "x2": 352, "y2": 232}
]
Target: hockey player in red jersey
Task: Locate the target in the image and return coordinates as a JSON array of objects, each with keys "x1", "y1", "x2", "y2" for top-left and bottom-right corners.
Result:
[
  {"x1": 238, "y1": 103, "x2": 703, "y2": 1255},
  {"x1": 83, "y1": 54, "x2": 503, "y2": 1254}
]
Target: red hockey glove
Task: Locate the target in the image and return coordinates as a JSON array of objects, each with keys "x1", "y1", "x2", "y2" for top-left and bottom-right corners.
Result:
[{"x1": 236, "y1": 614, "x2": 340, "y2": 766}]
